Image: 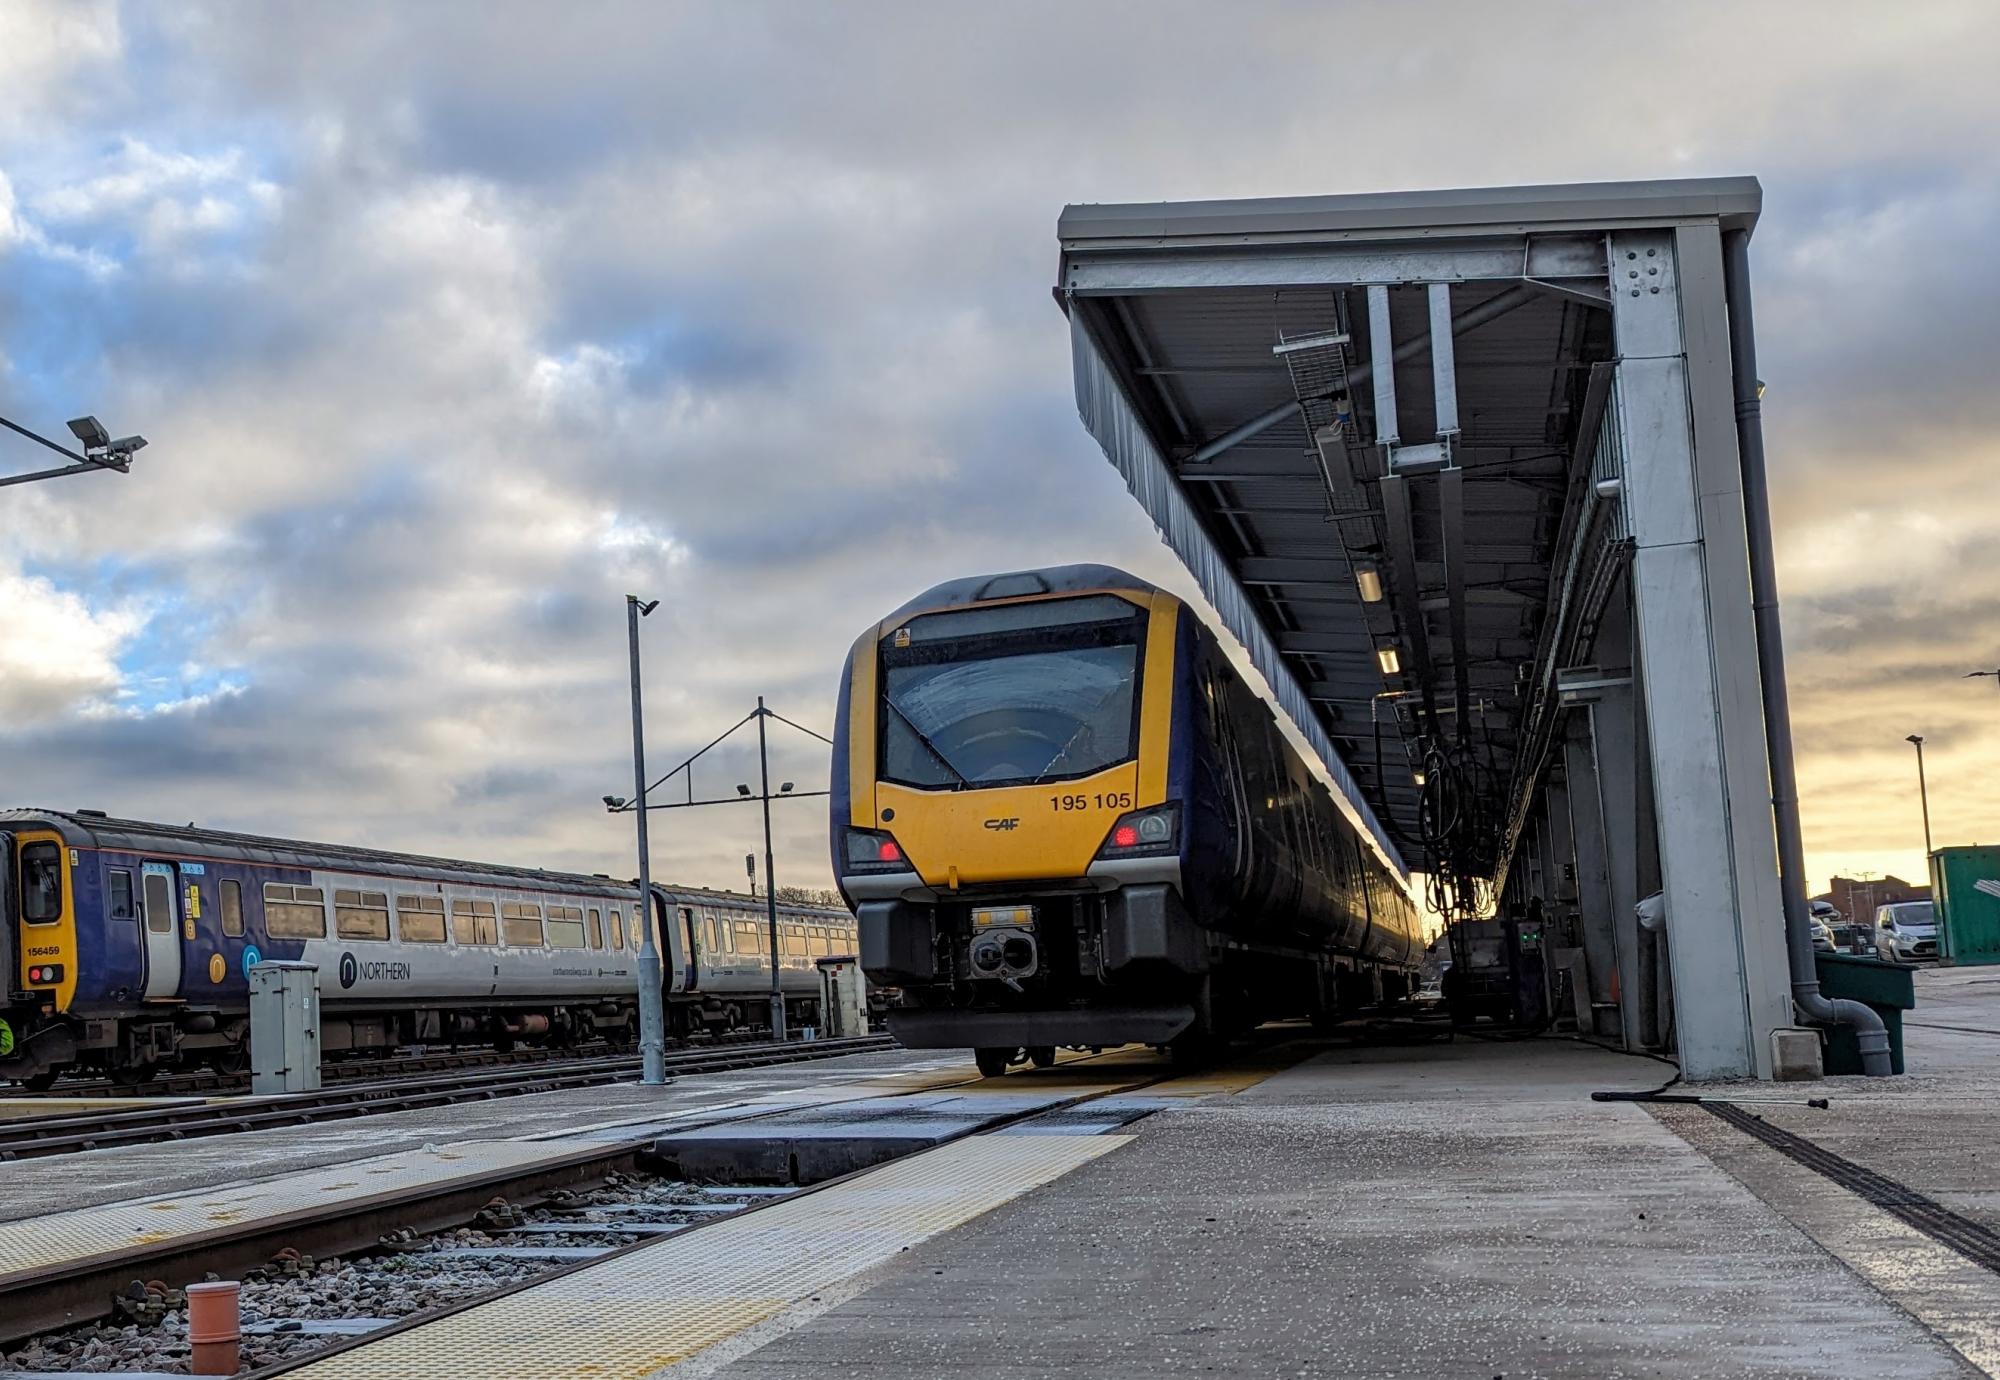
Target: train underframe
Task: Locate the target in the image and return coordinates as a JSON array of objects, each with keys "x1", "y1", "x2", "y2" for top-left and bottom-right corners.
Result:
[
  {"x1": 2, "y1": 989, "x2": 828, "y2": 1088},
  {"x1": 861, "y1": 883, "x2": 1412, "y2": 1072}
]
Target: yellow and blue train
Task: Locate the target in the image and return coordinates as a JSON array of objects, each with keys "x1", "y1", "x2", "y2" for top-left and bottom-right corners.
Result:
[
  {"x1": 831, "y1": 564, "x2": 1421, "y2": 1073},
  {"x1": 1, "y1": 810, "x2": 856, "y2": 1088}
]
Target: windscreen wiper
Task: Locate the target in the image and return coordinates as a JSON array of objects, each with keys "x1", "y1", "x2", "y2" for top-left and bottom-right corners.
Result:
[{"x1": 882, "y1": 697, "x2": 972, "y2": 789}]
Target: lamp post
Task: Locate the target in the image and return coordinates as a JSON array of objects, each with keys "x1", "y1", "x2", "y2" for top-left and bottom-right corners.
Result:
[
  {"x1": 1, "y1": 413, "x2": 146, "y2": 489},
  {"x1": 1906, "y1": 733, "x2": 1934, "y2": 862},
  {"x1": 624, "y1": 594, "x2": 669, "y2": 1086}
]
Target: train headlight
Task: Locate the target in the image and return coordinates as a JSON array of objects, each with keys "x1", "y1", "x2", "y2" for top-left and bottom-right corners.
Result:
[
  {"x1": 843, "y1": 828, "x2": 911, "y2": 873},
  {"x1": 1096, "y1": 804, "x2": 1180, "y2": 859}
]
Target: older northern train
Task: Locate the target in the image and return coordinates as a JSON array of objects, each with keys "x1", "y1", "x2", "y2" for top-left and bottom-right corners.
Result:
[
  {"x1": 0, "y1": 810, "x2": 855, "y2": 1087},
  {"x1": 831, "y1": 564, "x2": 1422, "y2": 1073}
]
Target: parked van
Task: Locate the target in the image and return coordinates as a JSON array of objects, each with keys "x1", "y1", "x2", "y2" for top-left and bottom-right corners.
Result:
[{"x1": 1874, "y1": 900, "x2": 1939, "y2": 962}]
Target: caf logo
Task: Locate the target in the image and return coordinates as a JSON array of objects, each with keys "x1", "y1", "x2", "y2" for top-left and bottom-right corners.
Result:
[{"x1": 338, "y1": 952, "x2": 359, "y2": 989}]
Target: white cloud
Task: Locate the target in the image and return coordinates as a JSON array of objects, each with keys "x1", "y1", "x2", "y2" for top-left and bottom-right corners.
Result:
[{"x1": 0, "y1": 570, "x2": 141, "y2": 722}]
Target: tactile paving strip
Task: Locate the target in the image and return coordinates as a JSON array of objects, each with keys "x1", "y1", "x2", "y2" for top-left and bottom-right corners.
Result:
[
  {"x1": 285, "y1": 1132, "x2": 1131, "y2": 1379},
  {"x1": 0, "y1": 1139, "x2": 572, "y2": 1283}
]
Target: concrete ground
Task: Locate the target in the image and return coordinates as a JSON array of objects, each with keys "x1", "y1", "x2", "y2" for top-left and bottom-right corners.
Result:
[
  {"x1": 0, "y1": 1046, "x2": 968, "y2": 1221},
  {"x1": 698, "y1": 971, "x2": 2000, "y2": 1380}
]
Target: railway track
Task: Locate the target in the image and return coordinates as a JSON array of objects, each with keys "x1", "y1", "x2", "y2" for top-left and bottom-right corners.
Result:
[
  {"x1": 2, "y1": 1030, "x2": 792, "y2": 1099},
  {"x1": 0, "y1": 1034, "x2": 895, "y2": 1161},
  {"x1": 0, "y1": 1045, "x2": 1146, "y2": 1359}
]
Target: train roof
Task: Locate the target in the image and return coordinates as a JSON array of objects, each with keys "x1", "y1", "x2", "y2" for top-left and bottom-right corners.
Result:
[
  {"x1": 885, "y1": 563, "x2": 1162, "y2": 624},
  {"x1": 0, "y1": 809, "x2": 850, "y2": 916}
]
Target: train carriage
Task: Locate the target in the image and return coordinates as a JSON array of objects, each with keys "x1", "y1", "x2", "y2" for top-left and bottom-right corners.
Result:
[
  {"x1": 831, "y1": 564, "x2": 1422, "y2": 1072},
  {"x1": 0, "y1": 810, "x2": 856, "y2": 1087}
]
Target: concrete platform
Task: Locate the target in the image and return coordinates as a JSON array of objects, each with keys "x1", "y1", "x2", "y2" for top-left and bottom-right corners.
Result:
[{"x1": 693, "y1": 974, "x2": 1999, "y2": 1380}]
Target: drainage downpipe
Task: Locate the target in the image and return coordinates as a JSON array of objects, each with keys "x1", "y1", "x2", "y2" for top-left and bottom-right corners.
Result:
[{"x1": 1722, "y1": 229, "x2": 1892, "y2": 1076}]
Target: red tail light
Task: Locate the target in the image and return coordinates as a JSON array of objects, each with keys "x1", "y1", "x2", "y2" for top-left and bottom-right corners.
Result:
[
  {"x1": 878, "y1": 839, "x2": 903, "y2": 862},
  {"x1": 1111, "y1": 825, "x2": 1139, "y2": 848}
]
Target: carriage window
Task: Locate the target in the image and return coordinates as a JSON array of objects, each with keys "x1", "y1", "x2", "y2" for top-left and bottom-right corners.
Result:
[
  {"x1": 707, "y1": 917, "x2": 725, "y2": 953},
  {"x1": 21, "y1": 843, "x2": 63, "y2": 924},
  {"x1": 397, "y1": 894, "x2": 447, "y2": 943},
  {"x1": 547, "y1": 905, "x2": 587, "y2": 949},
  {"x1": 502, "y1": 902, "x2": 545, "y2": 947},
  {"x1": 783, "y1": 932, "x2": 808, "y2": 957},
  {"x1": 108, "y1": 868, "x2": 137, "y2": 922},
  {"x1": 334, "y1": 888, "x2": 391, "y2": 941},
  {"x1": 452, "y1": 898, "x2": 498, "y2": 945},
  {"x1": 220, "y1": 879, "x2": 244, "y2": 937},
  {"x1": 587, "y1": 908, "x2": 603, "y2": 949},
  {"x1": 264, "y1": 883, "x2": 328, "y2": 939},
  {"x1": 734, "y1": 920, "x2": 763, "y2": 954},
  {"x1": 610, "y1": 909, "x2": 625, "y2": 949}
]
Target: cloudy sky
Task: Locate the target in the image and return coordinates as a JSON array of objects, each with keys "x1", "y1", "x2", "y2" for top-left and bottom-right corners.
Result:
[{"x1": 2, "y1": 1, "x2": 1994, "y2": 899}]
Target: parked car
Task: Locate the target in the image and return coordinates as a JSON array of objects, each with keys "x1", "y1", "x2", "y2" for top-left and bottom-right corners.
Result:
[
  {"x1": 1874, "y1": 900, "x2": 1939, "y2": 962},
  {"x1": 1809, "y1": 915, "x2": 1836, "y2": 951}
]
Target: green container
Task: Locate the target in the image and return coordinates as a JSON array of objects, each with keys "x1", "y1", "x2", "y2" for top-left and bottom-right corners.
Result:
[
  {"x1": 1814, "y1": 950, "x2": 1915, "y2": 1075},
  {"x1": 1931, "y1": 845, "x2": 2000, "y2": 967}
]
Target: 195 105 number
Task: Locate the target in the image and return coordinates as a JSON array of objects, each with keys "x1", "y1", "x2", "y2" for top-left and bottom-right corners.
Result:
[{"x1": 1050, "y1": 792, "x2": 1132, "y2": 812}]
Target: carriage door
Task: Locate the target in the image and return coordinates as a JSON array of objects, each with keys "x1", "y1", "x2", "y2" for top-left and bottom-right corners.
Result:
[{"x1": 140, "y1": 863, "x2": 183, "y2": 999}]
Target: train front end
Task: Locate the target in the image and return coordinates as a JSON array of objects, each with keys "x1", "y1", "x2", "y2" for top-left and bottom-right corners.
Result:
[
  {"x1": 832, "y1": 565, "x2": 1202, "y2": 1060},
  {"x1": 0, "y1": 818, "x2": 82, "y2": 1087}
]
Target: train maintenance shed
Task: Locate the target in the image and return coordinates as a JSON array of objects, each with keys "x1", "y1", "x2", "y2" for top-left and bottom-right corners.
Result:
[{"x1": 1057, "y1": 176, "x2": 1829, "y2": 1081}]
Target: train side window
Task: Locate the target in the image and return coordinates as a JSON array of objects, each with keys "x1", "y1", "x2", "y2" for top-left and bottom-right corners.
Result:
[
  {"x1": 547, "y1": 905, "x2": 587, "y2": 949},
  {"x1": 220, "y1": 879, "x2": 244, "y2": 937},
  {"x1": 108, "y1": 867, "x2": 137, "y2": 922},
  {"x1": 501, "y1": 902, "x2": 544, "y2": 947},
  {"x1": 452, "y1": 898, "x2": 498, "y2": 946},
  {"x1": 705, "y1": 917, "x2": 724, "y2": 953},
  {"x1": 264, "y1": 883, "x2": 328, "y2": 939},
  {"x1": 20, "y1": 843, "x2": 63, "y2": 924},
  {"x1": 587, "y1": 908, "x2": 603, "y2": 949},
  {"x1": 335, "y1": 889, "x2": 391, "y2": 941},
  {"x1": 397, "y1": 895, "x2": 447, "y2": 943},
  {"x1": 783, "y1": 932, "x2": 807, "y2": 957},
  {"x1": 733, "y1": 920, "x2": 762, "y2": 954},
  {"x1": 609, "y1": 909, "x2": 625, "y2": 949}
]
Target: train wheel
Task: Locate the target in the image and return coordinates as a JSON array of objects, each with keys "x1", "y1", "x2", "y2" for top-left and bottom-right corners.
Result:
[
  {"x1": 208, "y1": 1043, "x2": 248, "y2": 1076},
  {"x1": 21, "y1": 1071, "x2": 59, "y2": 1092},
  {"x1": 1028, "y1": 1046, "x2": 1056, "y2": 1069},
  {"x1": 973, "y1": 1047, "x2": 1013, "y2": 1078},
  {"x1": 110, "y1": 1062, "x2": 158, "y2": 1087}
]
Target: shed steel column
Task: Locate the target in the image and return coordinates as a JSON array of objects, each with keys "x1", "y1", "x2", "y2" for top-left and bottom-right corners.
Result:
[
  {"x1": 1609, "y1": 228, "x2": 1787, "y2": 1079},
  {"x1": 1562, "y1": 715, "x2": 1623, "y2": 1040}
]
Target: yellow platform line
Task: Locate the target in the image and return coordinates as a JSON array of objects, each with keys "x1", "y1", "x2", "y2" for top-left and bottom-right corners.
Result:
[{"x1": 285, "y1": 1132, "x2": 1131, "y2": 1380}]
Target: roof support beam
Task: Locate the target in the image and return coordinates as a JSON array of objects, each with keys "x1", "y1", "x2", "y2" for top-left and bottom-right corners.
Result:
[
  {"x1": 1441, "y1": 465, "x2": 1473, "y2": 745},
  {"x1": 1188, "y1": 283, "x2": 1542, "y2": 463},
  {"x1": 1380, "y1": 473, "x2": 1438, "y2": 725}
]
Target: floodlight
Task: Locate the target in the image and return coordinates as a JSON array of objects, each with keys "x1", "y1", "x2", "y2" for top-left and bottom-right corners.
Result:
[
  {"x1": 780, "y1": 782, "x2": 794, "y2": 794},
  {"x1": 735, "y1": 784, "x2": 752, "y2": 798},
  {"x1": 107, "y1": 435, "x2": 147, "y2": 458},
  {"x1": 603, "y1": 795, "x2": 627, "y2": 809},
  {"x1": 67, "y1": 416, "x2": 111, "y2": 451}
]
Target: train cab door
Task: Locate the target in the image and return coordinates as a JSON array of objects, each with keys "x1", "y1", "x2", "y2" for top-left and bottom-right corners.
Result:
[{"x1": 139, "y1": 862, "x2": 183, "y2": 1000}]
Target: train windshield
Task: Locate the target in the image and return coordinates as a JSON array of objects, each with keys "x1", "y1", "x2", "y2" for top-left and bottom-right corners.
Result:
[{"x1": 878, "y1": 594, "x2": 1146, "y2": 789}]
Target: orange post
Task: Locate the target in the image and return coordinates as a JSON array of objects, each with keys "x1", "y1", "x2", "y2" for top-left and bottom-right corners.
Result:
[{"x1": 186, "y1": 1279, "x2": 241, "y2": 1375}]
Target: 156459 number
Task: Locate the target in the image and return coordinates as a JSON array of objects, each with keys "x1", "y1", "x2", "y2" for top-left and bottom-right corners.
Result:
[{"x1": 1050, "y1": 791, "x2": 1132, "y2": 812}]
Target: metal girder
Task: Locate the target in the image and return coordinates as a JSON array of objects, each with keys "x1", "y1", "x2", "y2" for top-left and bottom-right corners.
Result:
[
  {"x1": 1441, "y1": 466, "x2": 1472, "y2": 744},
  {"x1": 1379, "y1": 473, "x2": 1437, "y2": 724},
  {"x1": 1189, "y1": 283, "x2": 1543, "y2": 465},
  {"x1": 1276, "y1": 631, "x2": 1380, "y2": 655},
  {"x1": 1061, "y1": 233, "x2": 1605, "y2": 297}
]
